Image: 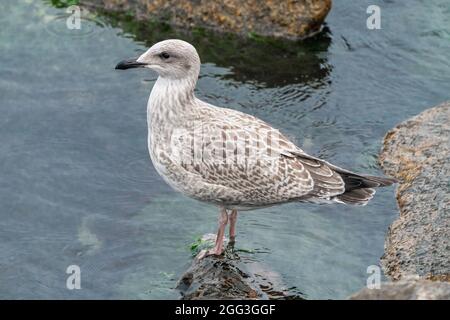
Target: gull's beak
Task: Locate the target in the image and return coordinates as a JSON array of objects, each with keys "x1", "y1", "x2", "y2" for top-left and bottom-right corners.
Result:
[{"x1": 115, "y1": 58, "x2": 147, "y2": 70}]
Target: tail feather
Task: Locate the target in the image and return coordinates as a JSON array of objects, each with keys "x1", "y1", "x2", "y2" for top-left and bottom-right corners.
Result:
[
  {"x1": 334, "y1": 172, "x2": 397, "y2": 206},
  {"x1": 338, "y1": 173, "x2": 397, "y2": 191},
  {"x1": 335, "y1": 188, "x2": 375, "y2": 205},
  {"x1": 292, "y1": 151, "x2": 397, "y2": 206}
]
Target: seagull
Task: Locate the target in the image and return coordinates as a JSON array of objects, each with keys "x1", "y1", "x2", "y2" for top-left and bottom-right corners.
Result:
[{"x1": 116, "y1": 39, "x2": 396, "y2": 258}]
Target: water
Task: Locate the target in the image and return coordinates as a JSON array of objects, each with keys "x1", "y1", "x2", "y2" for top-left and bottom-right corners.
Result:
[{"x1": 0, "y1": 0, "x2": 449, "y2": 299}]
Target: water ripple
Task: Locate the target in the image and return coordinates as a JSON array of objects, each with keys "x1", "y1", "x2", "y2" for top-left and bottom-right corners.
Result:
[{"x1": 45, "y1": 9, "x2": 106, "y2": 38}]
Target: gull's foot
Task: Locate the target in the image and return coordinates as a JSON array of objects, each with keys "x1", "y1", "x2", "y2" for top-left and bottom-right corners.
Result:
[{"x1": 196, "y1": 247, "x2": 224, "y2": 260}]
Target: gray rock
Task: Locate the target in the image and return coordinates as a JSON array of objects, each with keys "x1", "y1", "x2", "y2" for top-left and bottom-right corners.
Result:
[
  {"x1": 80, "y1": 0, "x2": 332, "y2": 39},
  {"x1": 177, "y1": 242, "x2": 303, "y2": 300},
  {"x1": 349, "y1": 278, "x2": 450, "y2": 300},
  {"x1": 379, "y1": 101, "x2": 450, "y2": 281}
]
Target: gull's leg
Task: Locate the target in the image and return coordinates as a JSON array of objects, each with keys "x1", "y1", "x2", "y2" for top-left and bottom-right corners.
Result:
[
  {"x1": 212, "y1": 207, "x2": 228, "y2": 254},
  {"x1": 197, "y1": 207, "x2": 228, "y2": 259},
  {"x1": 229, "y1": 209, "x2": 238, "y2": 244}
]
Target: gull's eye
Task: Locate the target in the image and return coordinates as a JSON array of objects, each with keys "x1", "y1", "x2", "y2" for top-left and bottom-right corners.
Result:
[{"x1": 159, "y1": 52, "x2": 170, "y2": 60}]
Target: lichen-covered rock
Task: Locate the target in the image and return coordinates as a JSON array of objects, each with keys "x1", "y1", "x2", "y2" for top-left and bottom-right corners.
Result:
[
  {"x1": 80, "y1": 0, "x2": 332, "y2": 39},
  {"x1": 379, "y1": 102, "x2": 450, "y2": 281},
  {"x1": 349, "y1": 278, "x2": 450, "y2": 300}
]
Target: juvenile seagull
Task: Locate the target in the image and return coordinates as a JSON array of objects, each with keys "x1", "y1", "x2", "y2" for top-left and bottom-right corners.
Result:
[{"x1": 116, "y1": 39, "x2": 396, "y2": 257}]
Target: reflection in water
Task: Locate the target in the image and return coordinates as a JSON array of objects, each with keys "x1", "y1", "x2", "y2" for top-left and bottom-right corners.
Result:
[
  {"x1": 91, "y1": 8, "x2": 332, "y2": 88},
  {"x1": 0, "y1": 0, "x2": 449, "y2": 299}
]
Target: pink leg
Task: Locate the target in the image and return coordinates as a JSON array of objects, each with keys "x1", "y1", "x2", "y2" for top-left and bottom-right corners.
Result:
[
  {"x1": 211, "y1": 207, "x2": 228, "y2": 255},
  {"x1": 197, "y1": 207, "x2": 228, "y2": 259},
  {"x1": 229, "y1": 209, "x2": 238, "y2": 241}
]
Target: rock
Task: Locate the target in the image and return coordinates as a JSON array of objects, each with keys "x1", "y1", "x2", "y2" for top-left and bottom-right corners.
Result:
[
  {"x1": 349, "y1": 278, "x2": 450, "y2": 300},
  {"x1": 177, "y1": 242, "x2": 304, "y2": 300},
  {"x1": 74, "y1": 1, "x2": 332, "y2": 87},
  {"x1": 80, "y1": 0, "x2": 332, "y2": 39},
  {"x1": 379, "y1": 102, "x2": 450, "y2": 281}
]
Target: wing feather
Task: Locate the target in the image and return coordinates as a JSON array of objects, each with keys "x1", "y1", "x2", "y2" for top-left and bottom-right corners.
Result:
[{"x1": 169, "y1": 102, "x2": 392, "y2": 207}]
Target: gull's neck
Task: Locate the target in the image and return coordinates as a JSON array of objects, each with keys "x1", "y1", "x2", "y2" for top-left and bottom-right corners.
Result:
[{"x1": 148, "y1": 76, "x2": 197, "y2": 126}]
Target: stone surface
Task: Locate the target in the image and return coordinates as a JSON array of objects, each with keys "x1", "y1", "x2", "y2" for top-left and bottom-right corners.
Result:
[
  {"x1": 80, "y1": 0, "x2": 332, "y2": 39},
  {"x1": 379, "y1": 102, "x2": 450, "y2": 281},
  {"x1": 349, "y1": 278, "x2": 450, "y2": 300},
  {"x1": 177, "y1": 243, "x2": 303, "y2": 300}
]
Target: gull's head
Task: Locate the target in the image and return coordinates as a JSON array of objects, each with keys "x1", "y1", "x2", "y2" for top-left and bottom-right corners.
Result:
[{"x1": 115, "y1": 39, "x2": 200, "y2": 80}]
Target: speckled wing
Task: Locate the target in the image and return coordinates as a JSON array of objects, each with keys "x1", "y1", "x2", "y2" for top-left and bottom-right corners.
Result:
[{"x1": 174, "y1": 104, "x2": 346, "y2": 207}]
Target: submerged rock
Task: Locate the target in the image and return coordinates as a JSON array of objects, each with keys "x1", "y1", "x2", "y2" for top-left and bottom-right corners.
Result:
[
  {"x1": 379, "y1": 102, "x2": 450, "y2": 281},
  {"x1": 80, "y1": 0, "x2": 332, "y2": 39},
  {"x1": 349, "y1": 278, "x2": 450, "y2": 300},
  {"x1": 177, "y1": 241, "x2": 304, "y2": 300}
]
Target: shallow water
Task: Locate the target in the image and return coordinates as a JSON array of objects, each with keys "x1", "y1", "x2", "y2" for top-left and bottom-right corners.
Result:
[{"x1": 0, "y1": 0, "x2": 449, "y2": 299}]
